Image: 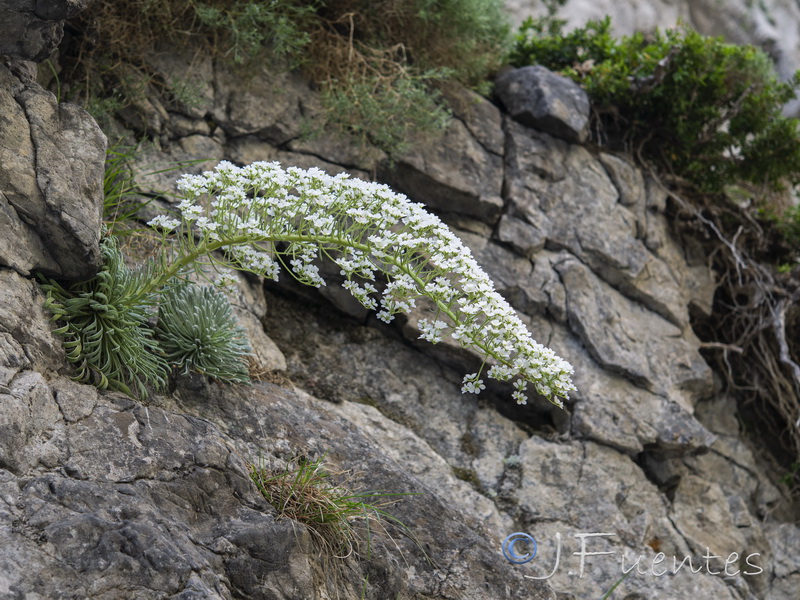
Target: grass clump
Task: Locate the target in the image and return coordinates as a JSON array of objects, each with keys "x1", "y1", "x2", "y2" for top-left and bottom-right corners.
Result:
[
  {"x1": 509, "y1": 16, "x2": 800, "y2": 195},
  {"x1": 62, "y1": 0, "x2": 511, "y2": 157},
  {"x1": 248, "y1": 455, "x2": 408, "y2": 559}
]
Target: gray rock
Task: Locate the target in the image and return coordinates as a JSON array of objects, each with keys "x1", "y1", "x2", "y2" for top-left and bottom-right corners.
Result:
[
  {"x1": 508, "y1": 437, "x2": 743, "y2": 599},
  {"x1": 495, "y1": 66, "x2": 590, "y2": 143},
  {"x1": 445, "y1": 86, "x2": 506, "y2": 157},
  {"x1": 563, "y1": 324, "x2": 716, "y2": 456},
  {"x1": 380, "y1": 113, "x2": 505, "y2": 223},
  {"x1": 497, "y1": 214, "x2": 547, "y2": 258},
  {"x1": 132, "y1": 135, "x2": 225, "y2": 201},
  {"x1": 0, "y1": 268, "x2": 64, "y2": 375},
  {"x1": 598, "y1": 152, "x2": 646, "y2": 208},
  {"x1": 669, "y1": 474, "x2": 749, "y2": 561},
  {"x1": 555, "y1": 257, "x2": 713, "y2": 405},
  {"x1": 0, "y1": 370, "x2": 64, "y2": 473},
  {"x1": 227, "y1": 275, "x2": 287, "y2": 374},
  {"x1": 229, "y1": 136, "x2": 371, "y2": 181},
  {"x1": 765, "y1": 522, "x2": 800, "y2": 598},
  {"x1": 212, "y1": 65, "x2": 312, "y2": 145},
  {"x1": 0, "y1": 1, "x2": 90, "y2": 62},
  {"x1": 0, "y1": 63, "x2": 105, "y2": 279},
  {"x1": 145, "y1": 49, "x2": 216, "y2": 120},
  {"x1": 505, "y1": 120, "x2": 690, "y2": 328},
  {"x1": 0, "y1": 369, "x2": 558, "y2": 599}
]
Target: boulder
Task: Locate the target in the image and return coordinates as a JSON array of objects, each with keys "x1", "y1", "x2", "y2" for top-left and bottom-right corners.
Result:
[{"x1": 495, "y1": 66, "x2": 590, "y2": 143}]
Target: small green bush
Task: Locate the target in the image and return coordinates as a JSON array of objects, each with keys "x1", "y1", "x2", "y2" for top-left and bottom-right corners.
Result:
[{"x1": 510, "y1": 16, "x2": 800, "y2": 194}]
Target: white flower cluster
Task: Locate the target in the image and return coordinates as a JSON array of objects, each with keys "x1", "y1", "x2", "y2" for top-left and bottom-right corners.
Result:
[{"x1": 154, "y1": 160, "x2": 576, "y2": 407}]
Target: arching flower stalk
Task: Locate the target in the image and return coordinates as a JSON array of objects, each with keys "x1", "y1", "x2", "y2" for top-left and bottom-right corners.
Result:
[{"x1": 147, "y1": 161, "x2": 575, "y2": 406}]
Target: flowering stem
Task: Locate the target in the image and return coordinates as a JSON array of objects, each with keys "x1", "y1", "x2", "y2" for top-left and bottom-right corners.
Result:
[{"x1": 147, "y1": 161, "x2": 576, "y2": 407}]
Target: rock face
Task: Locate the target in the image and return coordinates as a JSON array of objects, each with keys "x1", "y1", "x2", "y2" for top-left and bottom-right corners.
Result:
[
  {"x1": 0, "y1": 373, "x2": 555, "y2": 599},
  {"x1": 1, "y1": 15, "x2": 799, "y2": 600},
  {"x1": 0, "y1": 60, "x2": 105, "y2": 279}
]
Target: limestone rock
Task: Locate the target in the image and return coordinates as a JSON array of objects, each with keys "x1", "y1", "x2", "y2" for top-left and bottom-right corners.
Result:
[
  {"x1": 0, "y1": 268, "x2": 64, "y2": 376},
  {"x1": 446, "y1": 86, "x2": 506, "y2": 158},
  {"x1": 508, "y1": 437, "x2": 743, "y2": 599},
  {"x1": 3, "y1": 34, "x2": 793, "y2": 599},
  {"x1": 0, "y1": 370, "x2": 559, "y2": 599},
  {"x1": 562, "y1": 324, "x2": 716, "y2": 456},
  {"x1": 497, "y1": 213, "x2": 546, "y2": 259},
  {"x1": 670, "y1": 474, "x2": 749, "y2": 561},
  {"x1": 495, "y1": 66, "x2": 590, "y2": 143},
  {"x1": 555, "y1": 257, "x2": 713, "y2": 405},
  {"x1": 765, "y1": 522, "x2": 800, "y2": 599},
  {"x1": 0, "y1": 62, "x2": 105, "y2": 279},
  {"x1": 145, "y1": 49, "x2": 216, "y2": 120},
  {"x1": 505, "y1": 120, "x2": 691, "y2": 328},
  {"x1": 380, "y1": 109, "x2": 505, "y2": 224},
  {"x1": 212, "y1": 66, "x2": 312, "y2": 145},
  {"x1": 0, "y1": 370, "x2": 63, "y2": 473}
]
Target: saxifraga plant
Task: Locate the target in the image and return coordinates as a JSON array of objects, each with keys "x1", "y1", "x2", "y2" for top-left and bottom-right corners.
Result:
[
  {"x1": 39, "y1": 236, "x2": 169, "y2": 399},
  {"x1": 44, "y1": 161, "x2": 575, "y2": 405},
  {"x1": 156, "y1": 283, "x2": 251, "y2": 383},
  {"x1": 41, "y1": 239, "x2": 251, "y2": 397}
]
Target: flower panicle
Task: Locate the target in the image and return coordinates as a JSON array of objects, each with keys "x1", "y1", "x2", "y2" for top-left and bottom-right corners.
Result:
[{"x1": 154, "y1": 161, "x2": 576, "y2": 406}]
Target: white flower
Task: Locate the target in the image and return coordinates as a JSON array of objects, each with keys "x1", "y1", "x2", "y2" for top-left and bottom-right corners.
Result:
[
  {"x1": 148, "y1": 215, "x2": 180, "y2": 231},
  {"x1": 461, "y1": 373, "x2": 486, "y2": 394},
  {"x1": 159, "y1": 160, "x2": 576, "y2": 407}
]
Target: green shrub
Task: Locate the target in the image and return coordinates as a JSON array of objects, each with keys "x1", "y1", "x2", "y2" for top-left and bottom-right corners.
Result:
[
  {"x1": 191, "y1": 0, "x2": 318, "y2": 66},
  {"x1": 510, "y1": 16, "x2": 800, "y2": 194},
  {"x1": 320, "y1": 69, "x2": 452, "y2": 157}
]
